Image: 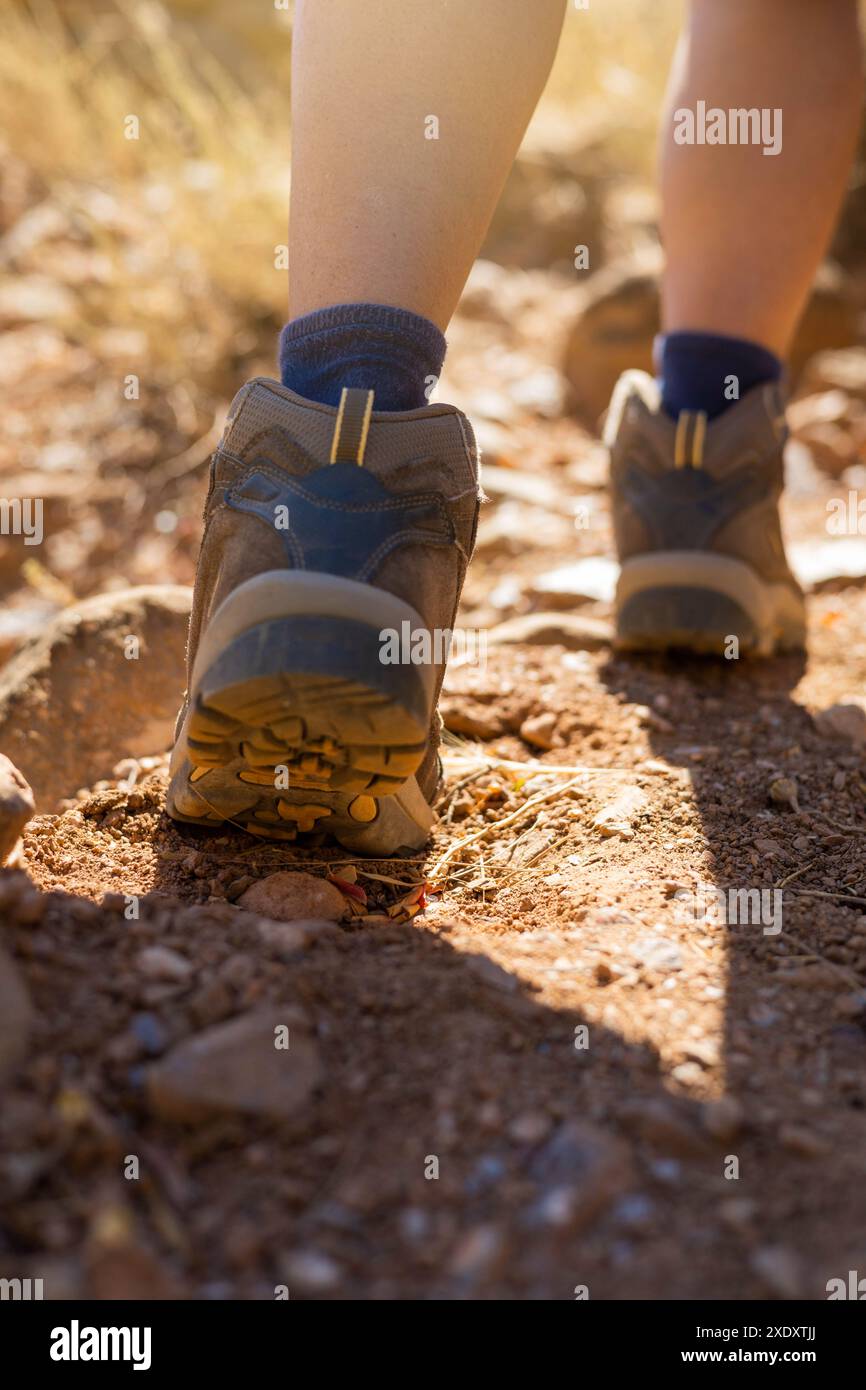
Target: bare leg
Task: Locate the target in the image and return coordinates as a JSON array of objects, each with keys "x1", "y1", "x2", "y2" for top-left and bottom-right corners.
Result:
[
  {"x1": 659, "y1": 0, "x2": 863, "y2": 356},
  {"x1": 288, "y1": 0, "x2": 567, "y2": 329}
]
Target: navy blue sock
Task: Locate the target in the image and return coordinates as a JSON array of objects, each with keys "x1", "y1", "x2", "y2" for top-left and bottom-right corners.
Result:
[
  {"x1": 656, "y1": 331, "x2": 782, "y2": 420},
  {"x1": 278, "y1": 302, "x2": 446, "y2": 412}
]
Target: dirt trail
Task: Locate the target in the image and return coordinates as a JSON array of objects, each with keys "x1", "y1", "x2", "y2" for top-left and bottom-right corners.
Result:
[{"x1": 3, "y1": 246, "x2": 866, "y2": 1297}]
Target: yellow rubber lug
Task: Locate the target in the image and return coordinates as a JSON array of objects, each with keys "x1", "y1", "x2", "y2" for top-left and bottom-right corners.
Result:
[
  {"x1": 242, "y1": 742, "x2": 285, "y2": 768},
  {"x1": 271, "y1": 717, "x2": 304, "y2": 740},
  {"x1": 277, "y1": 801, "x2": 332, "y2": 832},
  {"x1": 348, "y1": 794, "x2": 377, "y2": 823},
  {"x1": 239, "y1": 768, "x2": 279, "y2": 786}
]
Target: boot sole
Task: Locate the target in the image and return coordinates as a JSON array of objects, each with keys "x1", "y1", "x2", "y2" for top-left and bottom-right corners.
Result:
[
  {"x1": 166, "y1": 571, "x2": 438, "y2": 854},
  {"x1": 615, "y1": 552, "x2": 806, "y2": 657}
]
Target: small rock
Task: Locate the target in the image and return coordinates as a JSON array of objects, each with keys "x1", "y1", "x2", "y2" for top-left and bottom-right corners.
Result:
[
  {"x1": 280, "y1": 1249, "x2": 342, "y2": 1293},
  {"x1": 129, "y1": 1012, "x2": 169, "y2": 1056},
  {"x1": 218, "y1": 953, "x2": 255, "y2": 988},
  {"x1": 448, "y1": 1224, "x2": 507, "y2": 1281},
  {"x1": 701, "y1": 1097, "x2": 744, "y2": 1142},
  {"x1": 778, "y1": 1124, "x2": 830, "y2": 1159},
  {"x1": 146, "y1": 1009, "x2": 322, "y2": 1123},
  {"x1": 671, "y1": 1062, "x2": 704, "y2": 1086},
  {"x1": 835, "y1": 992, "x2": 866, "y2": 1019},
  {"x1": 720, "y1": 1197, "x2": 756, "y2": 1233},
  {"x1": 593, "y1": 786, "x2": 649, "y2": 840},
  {"x1": 529, "y1": 556, "x2": 618, "y2": 605},
  {"x1": 466, "y1": 954, "x2": 519, "y2": 994},
  {"x1": 238, "y1": 872, "x2": 348, "y2": 924},
  {"x1": 508, "y1": 1111, "x2": 552, "y2": 1145},
  {"x1": 257, "y1": 918, "x2": 341, "y2": 957},
  {"x1": 612, "y1": 1193, "x2": 656, "y2": 1232},
  {"x1": 620, "y1": 1097, "x2": 710, "y2": 1157},
  {"x1": 86, "y1": 1230, "x2": 184, "y2": 1301},
  {"x1": 526, "y1": 1121, "x2": 632, "y2": 1232},
  {"x1": 225, "y1": 875, "x2": 253, "y2": 902},
  {"x1": 519, "y1": 711, "x2": 559, "y2": 750},
  {"x1": 755, "y1": 837, "x2": 783, "y2": 857},
  {"x1": 188, "y1": 978, "x2": 235, "y2": 1028},
  {"x1": 751, "y1": 1245, "x2": 803, "y2": 1299},
  {"x1": 487, "y1": 612, "x2": 612, "y2": 651},
  {"x1": 0, "y1": 946, "x2": 32, "y2": 1084},
  {"x1": 768, "y1": 776, "x2": 799, "y2": 812},
  {"x1": 0, "y1": 754, "x2": 35, "y2": 863},
  {"x1": 683, "y1": 1039, "x2": 720, "y2": 1069},
  {"x1": 790, "y1": 539, "x2": 866, "y2": 590},
  {"x1": 137, "y1": 946, "x2": 193, "y2": 983},
  {"x1": 632, "y1": 935, "x2": 682, "y2": 973},
  {"x1": 814, "y1": 698, "x2": 866, "y2": 748}
]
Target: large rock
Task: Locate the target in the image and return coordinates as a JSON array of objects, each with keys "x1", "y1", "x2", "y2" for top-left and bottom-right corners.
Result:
[
  {"x1": 0, "y1": 586, "x2": 191, "y2": 809},
  {"x1": 0, "y1": 754, "x2": 35, "y2": 862},
  {"x1": 146, "y1": 1009, "x2": 323, "y2": 1124},
  {"x1": 238, "y1": 872, "x2": 349, "y2": 924},
  {"x1": 813, "y1": 698, "x2": 866, "y2": 748},
  {"x1": 564, "y1": 247, "x2": 858, "y2": 427}
]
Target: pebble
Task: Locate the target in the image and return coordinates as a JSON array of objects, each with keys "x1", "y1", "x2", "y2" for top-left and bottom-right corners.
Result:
[
  {"x1": 529, "y1": 557, "x2": 618, "y2": 605},
  {"x1": 519, "y1": 711, "x2": 559, "y2": 750},
  {"x1": 701, "y1": 1097, "x2": 744, "y2": 1142},
  {"x1": 754, "y1": 837, "x2": 783, "y2": 857},
  {"x1": 448, "y1": 1224, "x2": 507, "y2": 1281},
  {"x1": 593, "y1": 786, "x2": 649, "y2": 840},
  {"x1": 280, "y1": 1249, "x2": 342, "y2": 1293},
  {"x1": 526, "y1": 1120, "x2": 632, "y2": 1231},
  {"x1": 257, "y1": 918, "x2": 341, "y2": 958},
  {"x1": 835, "y1": 991, "x2": 866, "y2": 1019},
  {"x1": 466, "y1": 954, "x2": 519, "y2": 994},
  {"x1": 146, "y1": 1009, "x2": 322, "y2": 1123},
  {"x1": 750, "y1": 1245, "x2": 803, "y2": 1299},
  {"x1": 620, "y1": 1097, "x2": 710, "y2": 1157},
  {"x1": 0, "y1": 753, "x2": 35, "y2": 863},
  {"x1": 130, "y1": 1012, "x2": 169, "y2": 1056},
  {"x1": 136, "y1": 946, "x2": 193, "y2": 983},
  {"x1": 768, "y1": 776, "x2": 799, "y2": 812},
  {"x1": 633, "y1": 935, "x2": 683, "y2": 973},
  {"x1": 508, "y1": 1111, "x2": 552, "y2": 1145},
  {"x1": 612, "y1": 1193, "x2": 656, "y2": 1232},
  {"x1": 188, "y1": 978, "x2": 235, "y2": 1028},
  {"x1": 814, "y1": 698, "x2": 866, "y2": 748},
  {"x1": 778, "y1": 1124, "x2": 830, "y2": 1159},
  {"x1": 487, "y1": 612, "x2": 612, "y2": 652},
  {"x1": 238, "y1": 871, "x2": 348, "y2": 923},
  {"x1": 720, "y1": 1197, "x2": 756, "y2": 1233}
]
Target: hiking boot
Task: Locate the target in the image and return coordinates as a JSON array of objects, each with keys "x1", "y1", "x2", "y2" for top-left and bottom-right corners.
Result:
[
  {"x1": 607, "y1": 370, "x2": 805, "y2": 656},
  {"x1": 167, "y1": 378, "x2": 480, "y2": 853}
]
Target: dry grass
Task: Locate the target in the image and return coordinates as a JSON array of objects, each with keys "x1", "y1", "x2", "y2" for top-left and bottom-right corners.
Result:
[
  {"x1": 0, "y1": 0, "x2": 683, "y2": 384},
  {"x1": 0, "y1": 1, "x2": 290, "y2": 381},
  {"x1": 545, "y1": 0, "x2": 681, "y2": 173}
]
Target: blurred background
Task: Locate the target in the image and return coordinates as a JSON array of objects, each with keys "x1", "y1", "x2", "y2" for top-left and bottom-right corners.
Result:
[{"x1": 1, "y1": 0, "x2": 865, "y2": 658}]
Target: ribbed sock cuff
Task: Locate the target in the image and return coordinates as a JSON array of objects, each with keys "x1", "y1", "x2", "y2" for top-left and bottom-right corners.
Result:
[
  {"x1": 655, "y1": 330, "x2": 782, "y2": 420},
  {"x1": 278, "y1": 302, "x2": 447, "y2": 412}
]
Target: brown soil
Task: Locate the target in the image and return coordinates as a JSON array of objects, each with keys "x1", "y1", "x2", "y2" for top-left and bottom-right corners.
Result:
[{"x1": 3, "y1": 151, "x2": 866, "y2": 1296}]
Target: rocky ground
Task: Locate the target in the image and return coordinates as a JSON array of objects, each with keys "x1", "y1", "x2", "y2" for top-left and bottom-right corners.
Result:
[{"x1": 3, "y1": 121, "x2": 866, "y2": 1299}]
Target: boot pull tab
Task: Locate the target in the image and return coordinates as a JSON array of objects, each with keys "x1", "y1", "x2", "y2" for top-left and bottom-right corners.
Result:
[
  {"x1": 330, "y1": 387, "x2": 375, "y2": 466},
  {"x1": 674, "y1": 409, "x2": 708, "y2": 469}
]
